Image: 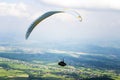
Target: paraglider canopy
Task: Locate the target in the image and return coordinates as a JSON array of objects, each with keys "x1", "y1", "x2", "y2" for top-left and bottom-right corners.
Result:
[{"x1": 25, "y1": 10, "x2": 82, "y2": 39}]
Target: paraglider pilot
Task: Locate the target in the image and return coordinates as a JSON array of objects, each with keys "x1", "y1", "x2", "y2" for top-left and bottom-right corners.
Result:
[{"x1": 58, "y1": 58, "x2": 67, "y2": 67}]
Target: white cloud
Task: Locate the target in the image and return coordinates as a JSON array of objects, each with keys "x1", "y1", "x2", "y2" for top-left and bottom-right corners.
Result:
[
  {"x1": 0, "y1": 45, "x2": 87, "y2": 58},
  {"x1": 41, "y1": 0, "x2": 120, "y2": 10},
  {"x1": 0, "y1": 2, "x2": 30, "y2": 17},
  {"x1": 47, "y1": 49, "x2": 87, "y2": 58}
]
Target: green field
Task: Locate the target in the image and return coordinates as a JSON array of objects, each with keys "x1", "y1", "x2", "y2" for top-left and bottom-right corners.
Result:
[{"x1": 0, "y1": 58, "x2": 120, "y2": 80}]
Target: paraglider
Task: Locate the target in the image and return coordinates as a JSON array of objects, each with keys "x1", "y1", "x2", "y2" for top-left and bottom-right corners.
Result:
[
  {"x1": 25, "y1": 10, "x2": 82, "y2": 39},
  {"x1": 58, "y1": 58, "x2": 67, "y2": 67}
]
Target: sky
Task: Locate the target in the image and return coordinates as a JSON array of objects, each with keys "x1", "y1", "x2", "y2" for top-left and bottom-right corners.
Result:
[{"x1": 0, "y1": 0, "x2": 120, "y2": 44}]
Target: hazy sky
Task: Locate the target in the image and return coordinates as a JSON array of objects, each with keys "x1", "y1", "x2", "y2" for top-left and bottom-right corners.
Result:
[{"x1": 0, "y1": 0, "x2": 120, "y2": 43}]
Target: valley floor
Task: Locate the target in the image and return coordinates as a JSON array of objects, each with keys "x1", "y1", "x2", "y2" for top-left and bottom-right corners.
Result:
[{"x1": 0, "y1": 58, "x2": 120, "y2": 80}]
